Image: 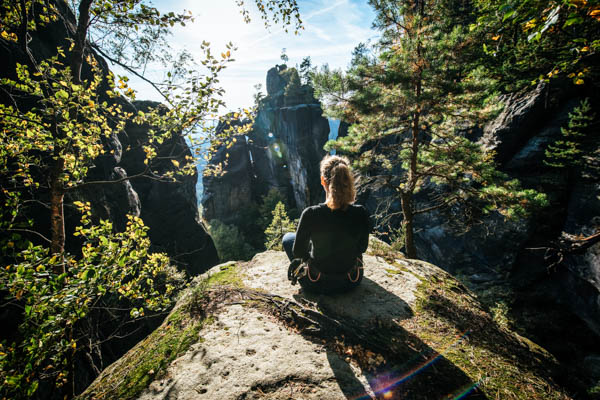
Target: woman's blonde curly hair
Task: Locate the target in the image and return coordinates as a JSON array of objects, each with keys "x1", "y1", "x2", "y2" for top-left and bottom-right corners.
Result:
[{"x1": 320, "y1": 155, "x2": 356, "y2": 210}]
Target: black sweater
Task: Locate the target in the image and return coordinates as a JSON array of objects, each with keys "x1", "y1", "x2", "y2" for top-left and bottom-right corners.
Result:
[{"x1": 292, "y1": 203, "x2": 370, "y2": 274}]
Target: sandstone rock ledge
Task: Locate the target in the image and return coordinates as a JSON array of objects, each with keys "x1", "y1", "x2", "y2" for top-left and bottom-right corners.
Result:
[{"x1": 80, "y1": 241, "x2": 572, "y2": 400}]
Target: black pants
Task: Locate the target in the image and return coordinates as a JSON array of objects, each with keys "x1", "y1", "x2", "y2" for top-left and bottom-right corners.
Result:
[{"x1": 282, "y1": 232, "x2": 363, "y2": 294}]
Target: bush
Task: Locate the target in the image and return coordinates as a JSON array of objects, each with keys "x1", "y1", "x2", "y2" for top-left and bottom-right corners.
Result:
[
  {"x1": 0, "y1": 205, "x2": 184, "y2": 399},
  {"x1": 209, "y1": 220, "x2": 257, "y2": 262},
  {"x1": 264, "y1": 202, "x2": 296, "y2": 251}
]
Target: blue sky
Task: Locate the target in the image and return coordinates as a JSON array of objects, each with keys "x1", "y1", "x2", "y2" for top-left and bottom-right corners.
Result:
[{"x1": 121, "y1": 0, "x2": 377, "y2": 112}]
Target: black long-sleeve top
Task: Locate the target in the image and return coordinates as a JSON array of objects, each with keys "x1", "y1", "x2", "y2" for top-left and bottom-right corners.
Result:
[{"x1": 292, "y1": 203, "x2": 370, "y2": 274}]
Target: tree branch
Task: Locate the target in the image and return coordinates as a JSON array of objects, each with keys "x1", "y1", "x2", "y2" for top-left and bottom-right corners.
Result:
[
  {"x1": 66, "y1": 168, "x2": 180, "y2": 191},
  {"x1": 90, "y1": 44, "x2": 173, "y2": 106},
  {"x1": 6, "y1": 228, "x2": 51, "y2": 243},
  {"x1": 413, "y1": 196, "x2": 459, "y2": 215}
]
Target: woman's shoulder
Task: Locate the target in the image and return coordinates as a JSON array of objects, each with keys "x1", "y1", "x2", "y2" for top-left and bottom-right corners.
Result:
[
  {"x1": 301, "y1": 203, "x2": 328, "y2": 217},
  {"x1": 349, "y1": 203, "x2": 368, "y2": 214}
]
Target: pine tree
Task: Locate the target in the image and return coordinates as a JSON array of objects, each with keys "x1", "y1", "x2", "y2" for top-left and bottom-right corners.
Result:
[
  {"x1": 315, "y1": 0, "x2": 547, "y2": 258},
  {"x1": 545, "y1": 98, "x2": 596, "y2": 169},
  {"x1": 264, "y1": 201, "x2": 296, "y2": 251}
]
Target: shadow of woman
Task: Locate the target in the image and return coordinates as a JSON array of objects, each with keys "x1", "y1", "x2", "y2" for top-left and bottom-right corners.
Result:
[{"x1": 293, "y1": 277, "x2": 487, "y2": 400}]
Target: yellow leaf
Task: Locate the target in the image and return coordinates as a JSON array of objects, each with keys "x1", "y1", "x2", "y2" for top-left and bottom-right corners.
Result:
[
  {"x1": 171, "y1": 159, "x2": 180, "y2": 168},
  {"x1": 568, "y1": 73, "x2": 576, "y2": 78},
  {"x1": 492, "y1": 35, "x2": 500, "y2": 41},
  {"x1": 574, "y1": 78, "x2": 585, "y2": 85},
  {"x1": 226, "y1": 50, "x2": 231, "y2": 57},
  {"x1": 581, "y1": 46, "x2": 590, "y2": 52}
]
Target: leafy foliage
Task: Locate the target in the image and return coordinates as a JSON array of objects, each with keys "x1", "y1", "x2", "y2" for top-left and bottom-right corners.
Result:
[
  {"x1": 0, "y1": 0, "x2": 303, "y2": 397},
  {"x1": 258, "y1": 188, "x2": 288, "y2": 229},
  {"x1": 473, "y1": 0, "x2": 600, "y2": 90},
  {"x1": 264, "y1": 201, "x2": 296, "y2": 251},
  {"x1": 0, "y1": 204, "x2": 184, "y2": 399},
  {"x1": 314, "y1": 0, "x2": 548, "y2": 258}
]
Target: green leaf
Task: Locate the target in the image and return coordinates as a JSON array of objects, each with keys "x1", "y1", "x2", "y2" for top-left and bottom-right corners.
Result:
[
  {"x1": 503, "y1": 10, "x2": 516, "y2": 21},
  {"x1": 563, "y1": 17, "x2": 583, "y2": 28},
  {"x1": 55, "y1": 89, "x2": 68, "y2": 100},
  {"x1": 27, "y1": 380, "x2": 39, "y2": 397},
  {"x1": 82, "y1": 268, "x2": 95, "y2": 280}
]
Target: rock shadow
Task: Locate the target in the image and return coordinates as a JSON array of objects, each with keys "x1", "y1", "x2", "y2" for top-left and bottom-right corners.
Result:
[
  {"x1": 418, "y1": 289, "x2": 564, "y2": 378},
  {"x1": 292, "y1": 278, "x2": 486, "y2": 399},
  {"x1": 293, "y1": 277, "x2": 414, "y2": 324}
]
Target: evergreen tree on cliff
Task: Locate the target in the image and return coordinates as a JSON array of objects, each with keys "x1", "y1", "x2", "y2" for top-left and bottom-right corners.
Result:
[{"x1": 315, "y1": 0, "x2": 546, "y2": 258}]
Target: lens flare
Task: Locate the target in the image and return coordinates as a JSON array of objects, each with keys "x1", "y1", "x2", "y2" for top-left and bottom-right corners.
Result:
[{"x1": 349, "y1": 331, "x2": 473, "y2": 400}]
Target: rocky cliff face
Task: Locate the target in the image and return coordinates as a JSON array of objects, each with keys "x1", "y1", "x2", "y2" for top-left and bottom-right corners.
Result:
[
  {"x1": 202, "y1": 65, "x2": 330, "y2": 224},
  {"x1": 81, "y1": 242, "x2": 576, "y2": 399},
  {"x1": 401, "y1": 81, "x2": 600, "y2": 381}
]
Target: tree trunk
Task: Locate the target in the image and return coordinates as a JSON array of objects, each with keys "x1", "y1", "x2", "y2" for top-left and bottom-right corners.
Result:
[
  {"x1": 70, "y1": 0, "x2": 94, "y2": 84},
  {"x1": 18, "y1": 0, "x2": 28, "y2": 54},
  {"x1": 400, "y1": 191, "x2": 417, "y2": 259},
  {"x1": 50, "y1": 156, "x2": 65, "y2": 273},
  {"x1": 48, "y1": 0, "x2": 93, "y2": 272}
]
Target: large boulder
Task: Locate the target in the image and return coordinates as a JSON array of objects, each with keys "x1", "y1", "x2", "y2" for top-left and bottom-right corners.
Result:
[{"x1": 81, "y1": 242, "x2": 574, "y2": 400}]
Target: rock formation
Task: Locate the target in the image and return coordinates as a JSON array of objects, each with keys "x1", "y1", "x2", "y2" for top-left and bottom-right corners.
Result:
[
  {"x1": 403, "y1": 81, "x2": 600, "y2": 383},
  {"x1": 81, "y1": 241, "x2": 574, "y2": 399},
  {"x1": 202, "y1": 65, "x2": 330, "y2": 224}
]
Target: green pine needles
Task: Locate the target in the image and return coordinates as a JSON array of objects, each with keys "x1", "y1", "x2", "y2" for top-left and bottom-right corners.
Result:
[
  {"x1": 545, "y1": 98, "x2": 596, "y2": 169},
  {"x1": 264, "y1": 201, "x2": 296, "y2": 251}
]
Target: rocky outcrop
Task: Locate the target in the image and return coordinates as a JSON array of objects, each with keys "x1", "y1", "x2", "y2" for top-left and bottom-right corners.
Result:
[
  {"x1": 202, "y1": 65, "x2": 329, "y2": 224},
  {"x1": 81, "y1": 242, "x2": 573, "y2": 400},
  {"x1": 117, "y1": 101, "x2": 219, "y2": 275}
]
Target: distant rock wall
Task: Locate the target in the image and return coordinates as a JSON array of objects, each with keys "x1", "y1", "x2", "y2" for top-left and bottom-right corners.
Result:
[{"x1": 202, "y1": 65, "x2": 329, "y2": 224}]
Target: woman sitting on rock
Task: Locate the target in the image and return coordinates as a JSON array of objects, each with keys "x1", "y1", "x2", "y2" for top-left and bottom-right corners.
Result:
[{"x1": 283, "y1": 155, "x2": 370, "y2": 294}]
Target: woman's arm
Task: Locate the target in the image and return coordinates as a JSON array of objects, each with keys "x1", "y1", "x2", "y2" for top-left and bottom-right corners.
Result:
[
  {"x1": 358, "y1": 206, "x2": 371, "y2": 254},
  {"x1": 292, "y1": 207, "x2": 312, "y2": 260}
]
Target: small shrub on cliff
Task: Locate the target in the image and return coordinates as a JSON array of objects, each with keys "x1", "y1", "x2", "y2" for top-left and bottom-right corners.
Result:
[
  {"x1": 545, "y1": 98, "x2": 597, "y2": 171},
  {"x1": 264, "y1": 201, "x2": 296, "y2": 251},
  {"x1": 259, "y1": 188, "x2": 287, "y2": 229}
]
